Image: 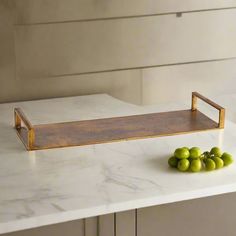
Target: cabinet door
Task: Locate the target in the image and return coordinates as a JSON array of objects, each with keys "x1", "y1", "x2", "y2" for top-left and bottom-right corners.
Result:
[
  {"x1": 116, "y1": 210, "x2": 136, "y2": 236},
  {"x1": 85, "y1": 217, "x2": 98, "y2": 236},
  {"x1": 137, "y1": 192, "x2": 236, "y2": 236},
  {"x1": 98, "y1": 211, "x2": 136, "y2": 236},
  {"x1": 2, "y1": 220, "x2": 84, "y2": 236},
  {"x1": 98, "y1": 214, "x2": 115, "y2": 236}
]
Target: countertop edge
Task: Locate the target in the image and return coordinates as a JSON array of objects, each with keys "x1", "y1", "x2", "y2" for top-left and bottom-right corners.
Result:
[{"x1": 1, "y1": 183, "x2": 236, "y2": 234}]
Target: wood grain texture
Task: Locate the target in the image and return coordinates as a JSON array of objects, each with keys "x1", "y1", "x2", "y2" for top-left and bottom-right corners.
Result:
[
  {"x1": 15, "y1": 0, "x2": 236, "y2": 24},
  {"x1": 15, "y1": 9, "x2": 236, "y2": 78},
  {"x1": 16, "y1": 109, "x2": 219, "y2": 150}
]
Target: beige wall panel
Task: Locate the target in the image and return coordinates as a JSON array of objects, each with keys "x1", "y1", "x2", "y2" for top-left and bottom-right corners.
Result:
[
  {"x1": 15, "y1": 0, "x2": 236, "y2": 24},
  {"x1": 15, "y1": 9, "x2": 236, "y2": 79},
  {"x1": 137, "y1": 192, "x2": 236, "y2": 236},
  {"x1": 2, "y1": 219, "x2": 84, "y2": 236},
  {"x1": 116, "y1": 210, "x2": 136, "y2": 236},
  {"x1": 0, "y1": 68, "x2": 142, "y2": 105},
  {"x1": 98, "y1": 214, "x2": 115, "y2": 236},
  {"x1": 142, "y1": 59, "x2": 236, "y2": 105},
  {"x1": 0, "y1": 0, "x2": 18, "y2": 102}
]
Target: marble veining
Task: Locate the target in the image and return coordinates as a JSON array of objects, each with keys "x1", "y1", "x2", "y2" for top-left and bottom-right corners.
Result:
[{"x1": 1, "y1": 94, "x2": 236, "y2": 234}]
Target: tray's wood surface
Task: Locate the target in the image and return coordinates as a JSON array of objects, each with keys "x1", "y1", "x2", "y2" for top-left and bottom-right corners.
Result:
[{"x1": 18, "y1": 109, "x2": 218, "y2": 150}]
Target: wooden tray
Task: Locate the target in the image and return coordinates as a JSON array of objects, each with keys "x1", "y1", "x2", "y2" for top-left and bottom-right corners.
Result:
[{"x1": 14, "y1": 92, "x2": 225, "y2": 151}]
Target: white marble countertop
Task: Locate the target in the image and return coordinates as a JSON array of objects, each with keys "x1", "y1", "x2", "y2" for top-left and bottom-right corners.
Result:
[{"x1": 1, "y1": 94, "x2": 236, "y2": 234}]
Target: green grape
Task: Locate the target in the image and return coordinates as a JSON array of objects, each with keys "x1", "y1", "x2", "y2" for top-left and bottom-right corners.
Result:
[
  {"x1": 182, "y1": 147, "x2": 190, "y2": 151},
  {"x1": 210, "y1": 147, "x2": 222, "y2": 157},
  {"x1": 189, "y1": 147, "x2": 201, "y2": 159},
  {"x1": 177, "y1": 159, "x2": 190, "y2": 172},
  {"x1": 211, "y1": 156, "x2": 224, "y2": 169},
  {"x1": 221, "y1": 152, "x2": 233, "y2": 166},
  {"x1": 190, "y1": 158, "x2": 201, "y2": 172},
  {"x1": 168, "y1": 156, "x2": 178, "y2": 168},
  {"x1": 174, "y1": 148, "x2": 190, "y2": 159},
  {"x1": 205, "y1": 158, "x2": 216, "y2": 171}
]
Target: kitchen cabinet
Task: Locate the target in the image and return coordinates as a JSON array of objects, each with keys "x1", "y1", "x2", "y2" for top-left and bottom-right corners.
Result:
[
  {"x1": 1, "y1": 220, "x2": 85, "y2": 236},
  {"x1": 137, "y1": 193, "x2": 236, "y2": 236}
]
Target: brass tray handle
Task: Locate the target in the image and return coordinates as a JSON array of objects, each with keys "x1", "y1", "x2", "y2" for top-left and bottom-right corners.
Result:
[
  {"x1": 191, "y1": 92, "x2": 225, "y2": 128},
  {"x1": 14, "y1": 108, "x2": 35, "y2": 150}
]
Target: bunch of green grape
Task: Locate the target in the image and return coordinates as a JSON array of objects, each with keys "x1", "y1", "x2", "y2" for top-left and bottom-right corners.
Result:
[{"x1": 168, "y1": 147, "x2": 233, "y2": 172}]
